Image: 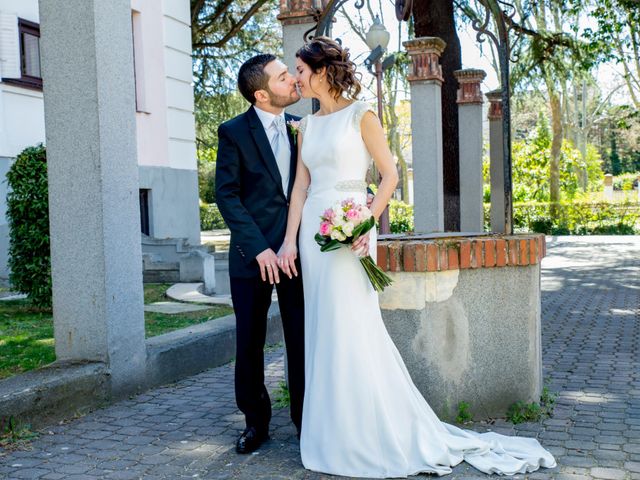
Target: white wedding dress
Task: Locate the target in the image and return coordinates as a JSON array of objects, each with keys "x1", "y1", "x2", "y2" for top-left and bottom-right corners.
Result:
[{"x1": 296, "y1": 101, "x2": 556, "y2": 478}]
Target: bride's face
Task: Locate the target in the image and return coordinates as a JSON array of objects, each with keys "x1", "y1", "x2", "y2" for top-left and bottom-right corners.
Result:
[{"x1": 295, "y1": 58, "x2": 325, "y2": 99}]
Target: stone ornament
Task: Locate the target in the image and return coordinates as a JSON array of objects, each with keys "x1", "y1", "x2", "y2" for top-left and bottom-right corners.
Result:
[
  {"x1": 403, "y1": 37, "x2": 447, "y2": 83},
  {"x1": 454, "y1": 69, "x2": 486, "y2": 105},
  {"x1": 486, "y1": 89, "x2": 503, "y2": 120}
]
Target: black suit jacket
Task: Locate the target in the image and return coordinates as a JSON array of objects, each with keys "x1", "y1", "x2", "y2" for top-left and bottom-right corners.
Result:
[{"x1": 215, "y1": 106, "x2": 300, "y2": 278}]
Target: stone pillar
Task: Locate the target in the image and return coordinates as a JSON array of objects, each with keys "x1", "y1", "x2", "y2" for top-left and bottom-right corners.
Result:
[
  {"x1": 455, "y1": 69, "x2": 486, "y2": 233},
  {"x1": 39, "y1": 0, "x2": 146, "y2": 396},
  {"x1": 487, "y1": 89, "x2": 505, "y2": 233},
  {"x1": 407, "y1": 168, "x2": 414, "y2": 205},
  {"x1": 278, "y1": 0, "x2": 315, "y2": 117},
  {"x1": 404, "y1": 37, "x2": 446, "y2": 233},
  {"x1": 603, "y1": 174, "x2": 613, "y2": 201}
]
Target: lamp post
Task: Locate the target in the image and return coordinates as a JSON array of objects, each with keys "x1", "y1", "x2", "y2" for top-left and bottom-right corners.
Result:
[{"x1": 365, "y1": 16, "x2": 392, "y2": 234}]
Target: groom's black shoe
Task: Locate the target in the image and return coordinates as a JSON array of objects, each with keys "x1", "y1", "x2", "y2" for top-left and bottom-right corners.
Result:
[{"x1": 236, "y1": 427, "x2": 269, "y2": 454}]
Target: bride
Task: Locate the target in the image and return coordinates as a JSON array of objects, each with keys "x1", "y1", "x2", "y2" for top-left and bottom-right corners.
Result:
[{"x1": 276, "y1": 36, "x2": 556, "y2": 478}]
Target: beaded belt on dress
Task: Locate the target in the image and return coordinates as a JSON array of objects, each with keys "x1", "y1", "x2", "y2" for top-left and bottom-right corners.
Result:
[{"x1": 307, "y1": 180, "x2": 367, "y2": 195}]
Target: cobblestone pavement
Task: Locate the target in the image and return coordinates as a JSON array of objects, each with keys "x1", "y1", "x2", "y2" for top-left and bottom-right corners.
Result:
[{"x1": 1, "y1": 236, "x2": 640, "y2": 479}]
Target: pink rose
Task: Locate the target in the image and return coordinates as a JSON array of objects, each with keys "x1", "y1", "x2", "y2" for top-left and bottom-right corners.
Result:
[
  {"x1": 319, "y1": 221, "x2": 333, "y2": 236},
  {"x1": 346, "y1": 208, "x2": 359, "y2": 221}
]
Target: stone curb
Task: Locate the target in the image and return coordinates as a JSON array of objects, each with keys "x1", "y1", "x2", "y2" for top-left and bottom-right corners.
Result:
[
  {"x1": 0, "y1": 362, "x2": 109, "y2": 426},
  {"x1": 0, "y1": 305, "x2": 283, "y2": 427}
]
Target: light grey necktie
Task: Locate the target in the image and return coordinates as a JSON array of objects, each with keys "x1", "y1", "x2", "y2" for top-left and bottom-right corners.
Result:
[{"x1": 271, "y1": 116, "x2": 290, "y2": 197}]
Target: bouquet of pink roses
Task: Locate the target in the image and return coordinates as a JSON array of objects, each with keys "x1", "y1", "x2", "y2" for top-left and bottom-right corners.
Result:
[{"x1": 314, "y1": 198, "x2": 393, "y2": 292}]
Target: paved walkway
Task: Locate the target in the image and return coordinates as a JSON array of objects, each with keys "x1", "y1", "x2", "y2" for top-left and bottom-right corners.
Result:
[{"x1": 1, "y1": 236, "x2": 640, "y2": 479}]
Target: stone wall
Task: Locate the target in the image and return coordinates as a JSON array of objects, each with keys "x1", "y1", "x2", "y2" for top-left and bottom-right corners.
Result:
[{"x1": 376, "y1": 233, "x2": 545, "y2": 421}]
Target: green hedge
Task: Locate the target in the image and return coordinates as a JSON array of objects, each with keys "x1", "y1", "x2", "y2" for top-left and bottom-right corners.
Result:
[
  {"x1": 200, "y1": 203, "x2": 227, "y2": 230},
  {"x1": 484, "y1": 201, "x2": 640, "y2": 235},
  {"x1": 389, "y1": 199, "x2": 414, "y2": 233},
  {"x1": 6, "y1": 145, "x2": 52, "y2": 307}
]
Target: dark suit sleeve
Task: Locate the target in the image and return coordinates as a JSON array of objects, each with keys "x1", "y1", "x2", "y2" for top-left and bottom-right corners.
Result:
[{"x1": 215, "y1": 124, "x2": 270, "y2": 262}]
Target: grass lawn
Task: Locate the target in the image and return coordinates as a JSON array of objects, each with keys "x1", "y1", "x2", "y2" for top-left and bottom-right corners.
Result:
[{"x1": 0, "y1": 284, "x2": 233, "y2": 380}]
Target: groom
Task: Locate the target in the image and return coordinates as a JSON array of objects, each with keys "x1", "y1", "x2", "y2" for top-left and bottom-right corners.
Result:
[{"x1": 215, "y1": 54, "x2": 305, "y2": 454}]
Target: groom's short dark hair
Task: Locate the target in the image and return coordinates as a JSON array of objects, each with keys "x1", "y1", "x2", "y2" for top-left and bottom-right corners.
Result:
[{"x1": 238, "y1": 54, "x2": 277, "y2": 105}]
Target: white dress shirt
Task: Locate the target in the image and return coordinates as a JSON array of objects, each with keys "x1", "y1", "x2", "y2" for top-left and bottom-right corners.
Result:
[{"x1": 253, "y1": 106, "x2": 291, "y2": 196}]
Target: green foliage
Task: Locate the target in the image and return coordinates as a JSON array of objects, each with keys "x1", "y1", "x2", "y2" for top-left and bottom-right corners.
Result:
[
  {"x1": 6, "y1": 145, "x2": 51, "y2": 308},
  {"x1": 456, "y1": 401, "x2": 473, "y2": 424},
  {"x1": 144, "y1": 304, "x2": 233, "y2": 338},
  {"x1": 506, "y1": 401, "x2": 544, "y2": 424},
  {"x1": 609, "y1": 133, "x2": 622, "y2": 175},
  {"x1": 484, "y1": 201, "x2": 640, "y2": 235},
  {"x1": 501, "y1": 114, "x2": 604, "y2": 203},
  {"x1": 273, "y1": 380, "x2": 290, "y2": 409},
  {"x1": 0, "y1": 416, "x2": 38, "y2": 450},
  {"x1": 191, "y1": 0, "x2": 280, "y2": 151},
  {"x1": 0, "y1": 299, "x2": 54, "y2": 380},
  {"x1": 506, "y1": 386, "x2": 556, "y2": 424},
  {"x1": 200, "y1": 203, "x2": 227, "y2": 230},
  {"x1": 198, "y1": 148, "x2": 217, "y2": 203},
  {"x1": 389, "y1": 199, "x2": 414, "y2": 233},
  {"x1": 613, "y1": 172, "x2": 639, "y2": 191}
]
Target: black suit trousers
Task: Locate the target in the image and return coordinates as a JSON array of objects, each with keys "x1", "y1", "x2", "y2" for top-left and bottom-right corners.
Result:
[{"x1": 230, "y1": 265, "x2": 305, "y2": 434}]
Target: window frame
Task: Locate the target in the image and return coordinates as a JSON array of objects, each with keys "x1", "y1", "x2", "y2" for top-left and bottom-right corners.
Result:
[{"x1": 3, "y1": 18, "x2": 43, "y2": 91}]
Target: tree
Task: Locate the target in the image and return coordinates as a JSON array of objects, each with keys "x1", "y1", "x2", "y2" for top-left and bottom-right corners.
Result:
[
  {"x1": 506, "y1": 0, "x2": 595, "y2": 210},
  {"x1": 584, "y1": 0, "x2": 640, "y2": 109},
  {"x1": 190, "y1": 0, "x2": 281, "y2": 202},
  {"x1": 412, "y1": 0, "x2": 462, "y2": 231},
  {"x1": 190, "y1": 0, "x2": 281, "y2": 151}
]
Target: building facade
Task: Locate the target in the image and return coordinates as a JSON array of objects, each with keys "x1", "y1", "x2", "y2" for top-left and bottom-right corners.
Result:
[{"x1": 0, "y1": 0, "x2": 200, "y2": 282}]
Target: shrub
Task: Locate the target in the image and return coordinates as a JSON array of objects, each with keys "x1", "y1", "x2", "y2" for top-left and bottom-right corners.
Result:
[
  {"x1": 389, "y1": 199, "x2": 414, "y2": 233},
  {"x1": 200, "y1": 202, "x2": 227, "y2": 230},
  {"x1": 613, "y1": 172, "x2": 639, "y2": 191},
  {"x1": 6, "y1": 145, "x2": 52, "y2": 307},
  {"x1": 198, "y1": 149, "x2": 216, "y2": 204},
  {"x1": 484, "y1": 201, "x2": 640, "y2": 235}
]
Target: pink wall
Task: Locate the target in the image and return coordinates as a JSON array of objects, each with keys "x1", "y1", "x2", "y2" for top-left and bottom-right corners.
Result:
[{"x1": 131, "y1": 0, "x2": 170, "y2": 167}]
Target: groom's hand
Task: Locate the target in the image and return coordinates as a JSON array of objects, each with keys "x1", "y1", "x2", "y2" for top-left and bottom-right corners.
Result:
[
  {"x1": 256, "y1": 248, "x2": 280, "y2": 284},
  {"x1": 366, "y1": 192, "x2": 374, "y2": 209}
]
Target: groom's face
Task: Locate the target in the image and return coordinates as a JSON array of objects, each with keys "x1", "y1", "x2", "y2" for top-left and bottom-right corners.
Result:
[{"x1": 261, "y1": 60, "x2": 300, "y2": 108}]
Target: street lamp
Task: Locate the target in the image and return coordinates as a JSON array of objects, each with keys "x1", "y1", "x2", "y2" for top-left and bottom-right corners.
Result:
[{"x1": 364, "y1": 16, "x2": 393, "y2": 234}]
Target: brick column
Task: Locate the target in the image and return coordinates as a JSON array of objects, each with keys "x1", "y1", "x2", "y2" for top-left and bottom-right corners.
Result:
[
  {"x1": 486, "y1": 89, "x2": 505, "y2": 233},
  {"x1": 278, "y1": 0, "x2": 315, "y2": 117},
  {"x1": 455, "y1": 69, "x2": 486, "y2": 233},
  {"x1": 403, "y1": 37, "x2": 446, "y2": 233}
]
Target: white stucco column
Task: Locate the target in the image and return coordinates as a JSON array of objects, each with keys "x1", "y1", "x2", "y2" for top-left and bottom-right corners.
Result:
[
  {"x1": 39, "y1": 0, "x2": 146, "y2": 396},
  {"x1": 404, "y1": 37, "x2": 446, "y2": 233},
  {"x1": 455, "y1": 69, "x2": 486, "y2": 233}
]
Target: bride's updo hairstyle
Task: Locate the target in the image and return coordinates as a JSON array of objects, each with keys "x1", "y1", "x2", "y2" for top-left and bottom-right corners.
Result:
[{"x1": 296, "y1": 36, "x2": 362, "y2": 101}]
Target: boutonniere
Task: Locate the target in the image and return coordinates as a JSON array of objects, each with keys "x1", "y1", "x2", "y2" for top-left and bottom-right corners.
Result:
[{"x1": 287, "y1": 119, "x2": 301, "y2": 145}]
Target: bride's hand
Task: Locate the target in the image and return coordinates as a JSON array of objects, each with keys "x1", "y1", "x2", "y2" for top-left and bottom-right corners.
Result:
[
  {"x1": 277, "y1": 241, "x2": 298, "y2": 279},
  {"x1": 352, "y1": 232, "x2": 370, "y2": 257}
]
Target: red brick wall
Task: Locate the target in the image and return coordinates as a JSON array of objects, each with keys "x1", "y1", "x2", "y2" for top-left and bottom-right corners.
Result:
[{"x1": 377, "y1": 234, "x2": 546, "y2": 272}]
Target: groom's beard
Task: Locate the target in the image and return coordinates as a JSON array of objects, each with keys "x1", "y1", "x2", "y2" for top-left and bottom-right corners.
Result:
[{"x1": 268, "y1": 89, "x2": 300, "y2": 108}]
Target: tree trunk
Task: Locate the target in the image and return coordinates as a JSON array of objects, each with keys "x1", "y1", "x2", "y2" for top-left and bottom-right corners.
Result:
[
  {"x1": 413, "y1": 0, "x2": 462, "y2": 231},
  {"x1": 546, "y1": 77, "x2": 562, "y2": 208}
]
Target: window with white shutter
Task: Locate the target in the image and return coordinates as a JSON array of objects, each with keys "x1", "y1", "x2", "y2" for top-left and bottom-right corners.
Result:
[{"x1": 2, "y1": 18, "x2": 42, "y2": 90}]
